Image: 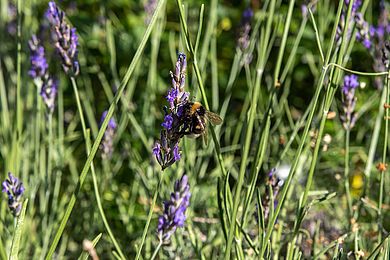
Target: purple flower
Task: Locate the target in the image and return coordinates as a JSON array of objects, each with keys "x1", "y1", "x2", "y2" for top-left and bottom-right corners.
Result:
[
  {"x1": 40, "y1": 76, "x2": 58, "y2": 112},
  {"x1": 2, "y1": 173, "x2": 25, "y2": 217},
  {"x1": 157, "y1": 175, "x2": 191, "y2": 243},
  {"x1": 99, "y1": 111, "x2": 117, "y2": 159},
  {"x1": 355, "y1": 13, "x2": 371, "y2": 49},
  {"x1": 367, "y1": 1, "x2": 389, "y2": 88},
  {"x1": 345, "y1": 0, "x2": 362, "y2": 13},
  {"x1": 6, "y1": 3, "x2": 17, "y2": 36},
  {"x1": 100, "y1": 111, "x2": 117, "y2": 130},
  {"x1": 161, "y1": 114, "x2": 173, "y2": 130},
  {"x1": 144, "y1": 0, "x2": 157, "y2": 25},
  {"x1": 342, "y1": 74, "x2": 359, "y2": 94},
  {"x1": 336, "y1": 0, "x2": 371, "y2": 49},
  {"x1": 170, "y1": 53, "x2": 187, "y2": 93},
  {"x1": 340, "y1": 75, "x2": 359, "y2": 130},
  {"x1": 173, "y1": 144, "x2": 181, "y2": 161},
  {"x1": 153, "y1": 142, "x2": 161, "y2": 161},
  {"x1": 237, "y1": 8, "x2": 253, "y2": 52},
  {"x1": 166, "y1": 88, "x2": 178, "y2": 109},
  {"x1": 28, "y1": 35, "x2": 49, "y2": 80},
  {"x1": 46, "y1": 1, "x2": 79, "y2": 76},
  {"x1": 259, "y1": 168, "x2": 282, "y2": 223}
]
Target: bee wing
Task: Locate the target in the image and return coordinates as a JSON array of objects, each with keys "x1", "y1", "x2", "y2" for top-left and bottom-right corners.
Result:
[
  {"x1": 206, "y1": 111, "x2": 223, "y2": 125},
  {"x1": 202, "y1": 127, "x2": 208, "y2": 147}
]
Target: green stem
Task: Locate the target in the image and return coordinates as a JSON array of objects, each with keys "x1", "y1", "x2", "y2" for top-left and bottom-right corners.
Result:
[
  {"x1": 325, "y1": 63, "x2": 388, "y2": 76},
  {"x1": 150, "y1": 240, "x2": 162, "y2": 260},
  {"x1": 45, "y1": 1, "x2": 166, "y2": 257},
  {"x1": 363, "y1": 87, "x2": 387, "y2": 194},
  {"x1": 135, "y1": 173, "x2": 164, "y2": 260},
  {"x1": 344, "y1": 129, "x2": 353, "y2": 219},
  {"x1": 378, "y1": 70, "x2": 390, "y2": 242}
]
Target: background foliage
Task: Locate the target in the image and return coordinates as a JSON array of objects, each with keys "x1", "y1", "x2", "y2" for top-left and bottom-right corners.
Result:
[{"x1": 0, "y1": 0, "x2": 389, "y2": 258}]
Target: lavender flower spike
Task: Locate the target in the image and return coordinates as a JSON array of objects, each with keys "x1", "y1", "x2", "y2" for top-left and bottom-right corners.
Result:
[
  {"x1": 46, "y1": 1, "x2": 79, "y2": 76},
  {"x1": 262, "y1": 169, "x2": 282, "y2": 223},
  {"x1": 157, "y1": 175, "x2": 191, "y2": 243},
  {"x1": 99, "y1": 111, "x2": 117, "y2": 159},
  {"x1": 153, "y1": 53, "x2": 188, "y2": 170},
  {"x1": 170, "y1": 52, "x2": 187, "y2": 94},
  {"x1": 237, "y1": 8, "x2": 253, "y2": 52},
  {"x1": 340, "y1": 74, "x2": 359, "y2": 130},
  {"x1": 28, "y1": 35, "x2": 48, "y2": 80},
  {"x1": 2, "y1": 172, "x2": 25, "y2": 217}
]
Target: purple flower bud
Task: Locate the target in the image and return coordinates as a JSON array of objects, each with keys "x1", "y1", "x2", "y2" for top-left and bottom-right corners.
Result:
[
  {"x1": 237, "y1": 8, "x2": 253, "y2": 52},
  {"x1": 342, "y1": 74, "x2": 359, "y2": 94},
  {"x1": 161, "y1": 114, "x2": 173, "y2": 130},
  {"x1": 28, "y1": 35, "x2": 48, "y2": 79},
  {"x1": 170, "y1": 53, "x2": 187, "y2": 92},
  {"x1": 6, "y1": 3, "x2": 17, "y2": 36},
  {"x1": 144, "y1": 0, "x2": 157, "y2": 25},
  {"x1": 40, "y1": 76, "x2": 58, "y2": 112},
  {"x1": 166, "y1": 88, "x2": 178, "y2": 109},
  {"x1": 157, "y1": 175, "x2": 191, "y2": 243},
  {"x1": 2, "y1": 172, "x2": 25, "y2": 217},
  {"x1": 99, "y1": 111, "x2": 117, "y2": 159},
  {"x1": 340, "y1": 75, "x2": 359, "y2": 130},
  {"x1": 46, "y1": 1, "x2": 79, "y2": 76},
  {"x1": 173, "y1": 144, "x2": 181, "y2": 161},
  {"x1": 153, "y1": 142, "x2": 161, "y2": 162}
]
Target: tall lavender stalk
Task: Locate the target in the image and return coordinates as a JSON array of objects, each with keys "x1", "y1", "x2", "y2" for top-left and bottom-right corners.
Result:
[
  {"x1": 153, "y1": 53, "x2": 189, "y2": 170},
  {"x1": 46, "y1": 1, "x2": 79, "y2": 76}
]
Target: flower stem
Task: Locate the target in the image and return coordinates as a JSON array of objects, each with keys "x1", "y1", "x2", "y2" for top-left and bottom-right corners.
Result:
[
  {"x1": 150, "y1": 240, "x2": 163, "y2": 260},
  {"x1": 378, "y1": 70, "x2": 390, "y2": 243},
  {"x1": 345, "y1": 129, "x2": 353, "y2": 220}
]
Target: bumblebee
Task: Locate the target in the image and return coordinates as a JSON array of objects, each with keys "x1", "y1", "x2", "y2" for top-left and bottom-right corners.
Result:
[{"x1": 180, "y1": 101, "x2": 223, "y2": 140}]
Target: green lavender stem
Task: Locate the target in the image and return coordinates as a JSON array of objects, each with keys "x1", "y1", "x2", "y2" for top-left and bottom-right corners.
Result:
[
  {"x1": 344, "y1": 129, "x2": 353, "y2": 219},
  {"x1": 150, "y1": 240, "x2": 162, "y2": 260},
  {"x1": 378, "y1": 70, "x2": 390, "y2": 243}
]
